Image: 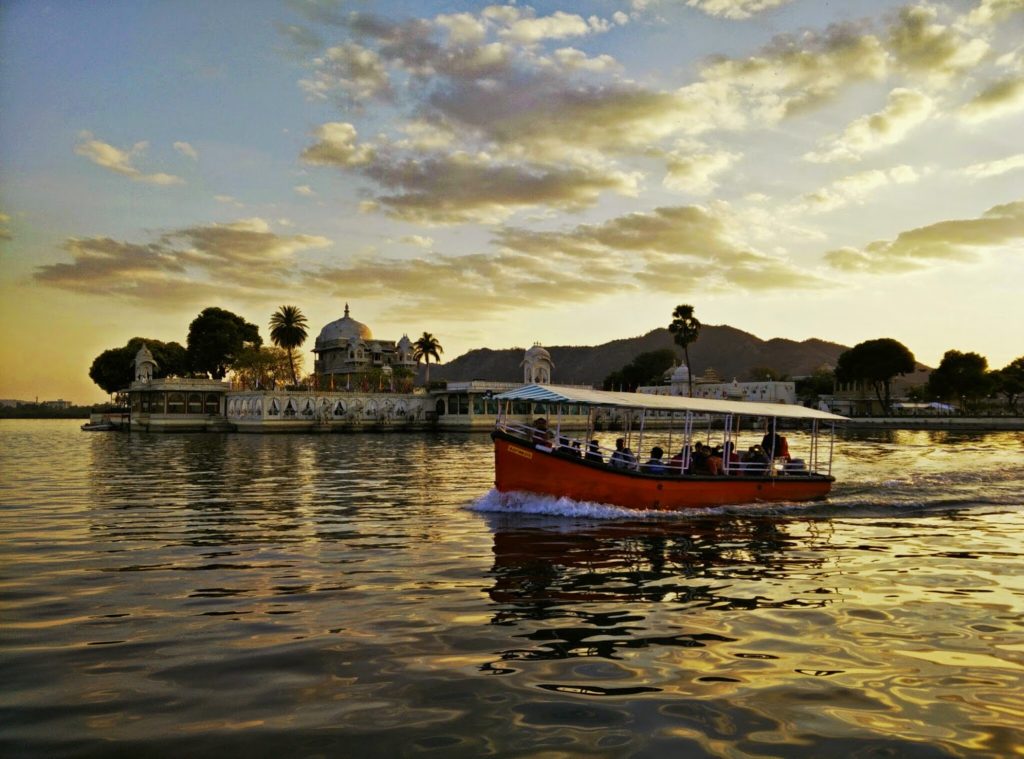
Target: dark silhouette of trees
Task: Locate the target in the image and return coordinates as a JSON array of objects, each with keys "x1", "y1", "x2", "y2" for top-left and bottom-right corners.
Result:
[
  {"x1": 412, "y1": 332, "x2": 444, "y2": 385},
  {"x1": 927, "y1": 350, "x2": 991, "y2": 413},
  {"x1": 991, "y1": 356, "x2": 1024, "y2": 413},
  {"x1": 835, "y1": 338, "x2": 915, "y2": 415},
  {"x1": 603, "y1": 349, "x2": 678, "y2": 391},
  {"x1": 668, "y1": 304, "x2": 701, "y2": 396},
  {"x1": 269, "y1": 305, "x2": 308, "y2": 387},
  {"x1": 186, "y1": 307, "x2": 262, "y2": 379},
  {"x1": 89, "y1": 338, "x2": 187, "y2": 396}
]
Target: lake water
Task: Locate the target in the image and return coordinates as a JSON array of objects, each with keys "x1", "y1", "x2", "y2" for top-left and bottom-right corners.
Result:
[{"x1": 1, "y1": 420, "x2": 1022, "y2": 758}]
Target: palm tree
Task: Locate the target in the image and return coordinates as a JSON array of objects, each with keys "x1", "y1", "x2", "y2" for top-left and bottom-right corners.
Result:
[
  {"x1": 412, "y1": 332, "x2": 444, "y2": 386},
  {"x1": 269, "y1": 305, "x2": 309, "y2": 387},
  {"x1": 668, "y1": 304, "x2": 701, "y2": 397}
]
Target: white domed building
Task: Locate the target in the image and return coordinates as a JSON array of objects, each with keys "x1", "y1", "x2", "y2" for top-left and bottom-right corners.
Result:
[
  {"x1": 521, "y1": 343, "x2": 554, "y2": 384},
  {"x1": 312, "y1": 304, "x2": 417, "y2": 389}
]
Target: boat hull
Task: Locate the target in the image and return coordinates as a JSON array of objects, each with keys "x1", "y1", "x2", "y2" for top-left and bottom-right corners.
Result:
[{"x1": 493, "y1": 431, "x2": 833, "y2": 511}]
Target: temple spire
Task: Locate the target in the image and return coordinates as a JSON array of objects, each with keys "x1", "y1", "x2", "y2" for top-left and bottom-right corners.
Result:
[{"x1": 344, "y1": 303, "x2": 350, "y2": 317}]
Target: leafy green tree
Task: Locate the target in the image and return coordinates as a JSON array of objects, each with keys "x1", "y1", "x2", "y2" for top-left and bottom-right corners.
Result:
[
  {"x1": 603, "y1": 349, "x2": 677, "y2": 390},
  {"x1": 268, "y1": 305, "x2": 309, "y2": 387},
  {"x1": 795, "y1": 367, "x2": 835, "y2": 404},
  {"x1": 186, "y1": 307, "x2": 261, "y2": 379},
  {"x1": 927, "y1": 350, "x2": 991, "y2": 413},
  {"x1": 88, "y1": 337, "x2": 188, "y2": 396},
  {"x1": 231, "y1": 346, "x2": 294, "y2": 390},
  {"x1": 835, "y1": 338, "x2": 916, "y2": 415},
  {"x1": 668, "y1": 304, "x2": 701, "y2": 396},
  {"x1": 412, "y1": 332, "x2": 443, "y2": 385},
  {"x1": 991, "y1": 356, "x2": 1024, "y2": 413},
  {"x1": 749, "y1": 366, "x2": 788, "y2": 381}
]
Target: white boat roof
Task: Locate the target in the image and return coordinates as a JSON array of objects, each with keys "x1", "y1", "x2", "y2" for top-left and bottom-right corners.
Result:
[{"x1": 494, "y1": 384, "x2": 848, "y2": 422}]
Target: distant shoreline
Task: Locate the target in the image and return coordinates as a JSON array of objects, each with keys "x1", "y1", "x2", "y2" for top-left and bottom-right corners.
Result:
[{"x1": 841, "y1": 417, "x2": 1024, "y2": 431}]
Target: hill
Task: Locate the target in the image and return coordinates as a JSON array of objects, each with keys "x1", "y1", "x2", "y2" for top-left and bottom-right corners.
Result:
[{"x1": 429, "y1": 326, "x2": 849, "y2": 386}]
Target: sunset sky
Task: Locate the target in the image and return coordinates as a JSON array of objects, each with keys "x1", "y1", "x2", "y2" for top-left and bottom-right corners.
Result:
[{"x1": 2, "y1": 0, "x2": 1023, "y2": 403}]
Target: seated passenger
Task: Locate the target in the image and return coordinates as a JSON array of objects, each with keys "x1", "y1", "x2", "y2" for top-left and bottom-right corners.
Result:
[
  {"x1": 670, "y1": 445, "x2": 691, "y2": 474},
  {"x1": 570, "y1": 439, "x2": 583, "y2": 458},
  {"x1": 643, "y1": 446, "x2": 668, "y2": 474},
  {"x1": 722, "y1": 441, "x2": 741, "y2": 473},
  {"x1": 531, "y1": 418, "x2": 553, "y2": 448},
  {"x1": 690, "y1": 442, "x2": 710, "y2": 474},
  {"x1": 610, "y1": 437, "x2": 637, "y2": 469},
  {"x1": 585, "y1": 439, "x2": 603, "y2": 463},
  {"x1": 706, "y1": 445, "x2": 724, "y2": 476},
  {"x1": 743, "y1": 445, "x2": 770, "y2": 474}
]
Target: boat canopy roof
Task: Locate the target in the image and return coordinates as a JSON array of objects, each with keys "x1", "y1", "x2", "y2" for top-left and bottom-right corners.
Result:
[{"x1": 494, "y1": 384, "x2": 847, "y2": 422}]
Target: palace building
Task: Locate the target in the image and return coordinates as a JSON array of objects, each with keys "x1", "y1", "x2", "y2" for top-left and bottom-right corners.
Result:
[{"x1": 312, "y1": 304, "x2": 416, "y2": 389}]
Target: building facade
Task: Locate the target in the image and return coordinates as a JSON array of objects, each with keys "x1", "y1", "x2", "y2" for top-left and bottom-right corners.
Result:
[{"x1": 312, "y1": 304, "x2": 416, "y2": 390}]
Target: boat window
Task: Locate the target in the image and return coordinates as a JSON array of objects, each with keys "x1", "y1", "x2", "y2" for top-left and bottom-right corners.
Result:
[
  {"x1": 167, "y1": 393, "x2": 185, "y2": 414},
  {"x1": 187, "y1": 393, "x2": 203, "y2": 414},
  {"x1": 130, "y1": 394, "x2": 141, "y2": 413},
  {"x1": 472, "y1": 395, "x2": 486, "y2": 415},
  {"x1": 151, "y1": 393, "x2": 166, "y2": 413},
  {"x1": 141, "y1": 394, "x2": 151, "y2": 413},
  {"x1": 204, "y1": 394, "x2": 220, "y2": 415}
]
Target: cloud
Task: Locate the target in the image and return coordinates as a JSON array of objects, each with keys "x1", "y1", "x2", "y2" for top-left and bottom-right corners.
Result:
[
  {"x1": 887, "y1": 5, "x2": 988, "y2": 83},
  {"x1": 215, "y1": 194, "x2": 244, "y2": 207},
  {"x1": 399, "y1": 235, "x2": 434, "y2": 248},
  {"x1": 825, "y1": 199, "x2": 1024, "y2": 272},
  {"x1": 497, "y1": 10, "x2": 609, "y2": 44},
  {"x1": 34, "y1": 218, "x2": 330, "y2": 303},
  {"x1": 0, "y1": 211, "x2": 12, "y2": 241},
  {"x1": 300, "y1": 42, "x2": 392, "y2": 103},
  {"x1": 294, "y1": 184, "x2": 316, "y2": 197},
  {"x1": 173, "y1": 141, "x2": 198, "y2": 160},
  {"x1": 301, "y1": 122, "x2": 375, "y2": 166},
  {"x1": 959, "y1": 153, "x2": 1024, "y2": 179},
  {"x1": 74, "y1": 134, "x2": 184, "y2": 185},
  {"x1": 302, "y1": 122, "x2": 640, "y2": 224},
  {"x1": 291, "y1": 203, "x2": 827, "y2": 320},
  {"x1": 685, "y1": 0, "x2": 796, "y2": 21},
  {"x1": 700, "y1": 25, "x2": 889, "y2": 120},
  {"x1": 662, "y1": 147, "x2": 741, "y2": 194},
  {"x1": 966, "y1": 0, "x2": 1024, "y2": 27},
  {"x1": 804, "y1": 88, "x2": 934, "y2": 163},
  {"x1": 798, "y1": 165, "x2": 921, "y2": 213},
  {"x1": 959, "y1": 75, "x2": 1024, "y2": 122}
]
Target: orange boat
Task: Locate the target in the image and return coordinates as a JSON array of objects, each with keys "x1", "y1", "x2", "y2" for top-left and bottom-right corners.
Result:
[{"x1": 492, "y1": 384, "x2": 846, "y2": 511}]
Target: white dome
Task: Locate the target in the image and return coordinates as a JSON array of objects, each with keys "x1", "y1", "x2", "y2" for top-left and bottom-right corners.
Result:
[
  {"x1": 316, "y1": 304, "x2": 372, "y2": 347},
  {"x1": 671, "y1": 363, "x2": 690, "y2": 383},
  {"x1": 524, "y1": 343, "x2": 550, "y2": 360}
]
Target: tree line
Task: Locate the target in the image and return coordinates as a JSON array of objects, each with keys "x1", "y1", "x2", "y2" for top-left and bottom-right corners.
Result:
[
  {"x1": 89, "y1": 306, "x2": 444, "y2": 397},
  {"x1": 600, "y1": 304, "x2": 1023, "y2": 415}
]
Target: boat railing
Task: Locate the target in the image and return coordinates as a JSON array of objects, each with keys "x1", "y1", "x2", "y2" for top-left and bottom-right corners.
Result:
[{"x1": 496, "y1": 418, "x2": 822, "y2": 478}]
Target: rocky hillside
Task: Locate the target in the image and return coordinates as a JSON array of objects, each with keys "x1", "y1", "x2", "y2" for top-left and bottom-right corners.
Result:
[{"x1": 428, "y1": 326, "x2": 849, "y2": 386}]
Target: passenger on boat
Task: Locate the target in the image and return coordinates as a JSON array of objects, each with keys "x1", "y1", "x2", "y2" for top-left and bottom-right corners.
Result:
[
  {"x1": 722, "y1": 441, "x2": 741, "y2": 473},
  {"x1": 556, "y1": 436, "x2": 581, "y2": 457},
  {"x1": 643, "y1": 446, "x2": 668, "y2": 474},
  {"x1": 532, "y1": 418, "x2": 553, "y2": 447},
  {"x1": 610, "y1": 438, "x2": 637, "y2": 469},
  {"x1": 744, "y1": 445, "x2": 770, "y2": 474},
  {"x1": 670, "y1": 446, "x2": 691, "y2": 474},
  {"x1": 761, "y1": 429, "x2": 790, "y2": 461},
  {"x1": 585, "y1": 439, "x2": 603, "y2": 463}
]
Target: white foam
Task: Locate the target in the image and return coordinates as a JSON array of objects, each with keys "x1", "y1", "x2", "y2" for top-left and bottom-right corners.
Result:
[{"x1": 467, "y1": 489, "x2": 763, "y2": 520}]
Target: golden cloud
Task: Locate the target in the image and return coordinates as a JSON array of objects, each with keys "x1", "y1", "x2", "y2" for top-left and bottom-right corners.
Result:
[
  {"x1": 74, "y1": 134, "x2": 184, "y2": 185},
  {"x1": 804, "y1": 88, "x2": 934, "y2": 163},
  {"x1": 34, "y1": 219, "x2": 330, "y2": 303},
  {"x1": 959, "y1": 75, "x2": 1024, "y2": 122},
  {"x1": 887, "y1": 5, "x2": 988, "y2": 82},
  {"x1": 685, "y1": 0, "x2": 796, "y2": 21},
  {"x1": 825, "y1": 199, "x2": 1024, "y2": 272}
]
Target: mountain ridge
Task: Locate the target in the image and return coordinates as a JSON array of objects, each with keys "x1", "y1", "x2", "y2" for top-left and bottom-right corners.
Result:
[{"x1": 428, "y1": 326, "x2": 850, "y2": 386}]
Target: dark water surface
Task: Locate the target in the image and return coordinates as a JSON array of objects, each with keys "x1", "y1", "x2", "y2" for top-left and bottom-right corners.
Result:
[{"x1": 2, "y1": 420, "x2": 1022, "y2": 757}]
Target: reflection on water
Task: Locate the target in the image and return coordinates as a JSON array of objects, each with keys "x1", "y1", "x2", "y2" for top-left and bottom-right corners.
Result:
[{"x1": 0, "y1": 420, "x2": 1022, "y2": 757}]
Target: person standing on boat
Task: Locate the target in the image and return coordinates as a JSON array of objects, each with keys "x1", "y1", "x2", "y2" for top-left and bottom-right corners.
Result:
[
  {"x1": 761, "y1": 426, "x2": 787, "y2": 461},
  {"x1": 610, "y1": 438, "x2": 637, "y2": 469}
]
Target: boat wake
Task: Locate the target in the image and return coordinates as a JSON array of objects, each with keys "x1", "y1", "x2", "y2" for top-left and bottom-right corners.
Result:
[{"x1": 468, "y1": 489, "x2": 789, "y2": 520}]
